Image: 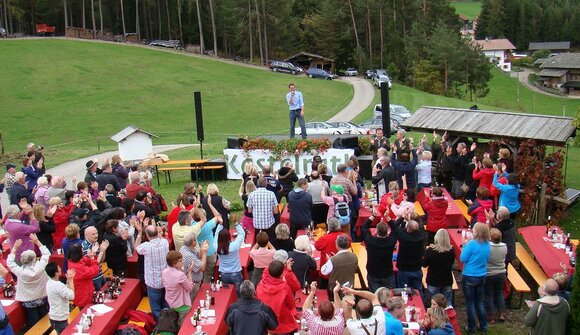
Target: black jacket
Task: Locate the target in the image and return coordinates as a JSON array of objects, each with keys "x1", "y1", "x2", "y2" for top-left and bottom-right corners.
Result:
[
  {"x1": 495, "y1": 219, "x2": 516, "y2": 264},
  {"x1": 9, "y1": 182, "x2": 32, "y2": 205},
  {"x1": 278, "y1": 167, "x2": 298, "y2": 194},
  {"x1": 287, "y1": 190, "x2": 312, "y2": 227},
  {"x1": 362, "y1": 219, "x2": 398, "y2": 278},
  {"x1": 225, "y1": 298, "x2": 278, "y2": 335},
  {"x1": 38, "y1": 217, "x2": 56, "y2": 249},
  {"x1": 288, "y1": 250, "x2": 317, "y2": 285},
  {"x1": 396, "y1": 223, "x2": 425, "y2": 272},
  {"x1": 201, "y1": 194, "x2": 230, "y2": 228},
  {"x1": 96, "y1": 172, "x2": 122, "y2": 192},
  {"x1": 103, "y1": 231, "x2": 128, "y2": 273}
]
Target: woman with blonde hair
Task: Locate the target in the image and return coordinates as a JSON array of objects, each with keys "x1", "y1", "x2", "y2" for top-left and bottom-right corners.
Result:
[
  {"x1": 111, "y1": 154, "x2": 129, "y2": 189},
  {"x1": 421, "y1": 306, "x2": 455, "y2": 335},
  {"x1": 416, "y1": 150, "x2": 433, "y2": 190},
  {"x1": 33, "y1": 204, "x2": 56, "y2": 253},
  {"x1": 271, "y1": 223, "x2": 294, "y2": 252},
  {"x1": 201, "y1": 183, "x2": 230, "y2": 228},
  {"x1": 423, "y1": 229, "x2": 455, "y2": 305},
  {"x1": 460, "y1": 223, "x2": 491, "y2": 335},
  {"x1": 240, "y1": 180, "x2": 257, "y2": 231},
  {"x1": 240, "y1": 163, "x2": 259, "y2": 195}
]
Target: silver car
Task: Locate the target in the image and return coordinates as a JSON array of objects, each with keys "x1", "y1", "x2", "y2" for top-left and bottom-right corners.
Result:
[
  {"x1": 372, "y1": 104, "x2": 412, "y2": 122},
  {"x1": 294, "y1": 122, "x2": 349, "y2": 135},
  {"x1": 374, "y1": 74, "x2": 392, "y2": 88}
]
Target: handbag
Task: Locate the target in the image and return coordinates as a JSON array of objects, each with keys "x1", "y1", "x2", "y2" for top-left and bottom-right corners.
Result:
[{"x1": 461, "y1": 182, "x2": 469, "y2": 193}]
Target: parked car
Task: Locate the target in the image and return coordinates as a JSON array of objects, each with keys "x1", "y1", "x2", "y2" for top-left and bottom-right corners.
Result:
[
  {"x1": 372, "y1": 104, "x2": 412, "y2": 122},
  {"x1": 306, "y1": 68, "x2": 336, "y2": 80},
  {"x1": 270, "y1": 60, "x2": 302, "y2": 75},
  {"x1": 358, "y1": 118, "x2": 399, "y2": 135},
  {"x1": 294, "y1": 122, "x2": 348, "y2": 135},
  {"x1": 365, "y1": 69, "x2": 376, "y2": 79},
  {"x1": 327, "y1": 121, "x2": 366, "y2": 134},
  {"x1": 345, "y1": 68, "x2": 358, "y2": 76},
  {"x1": 374, "y1": 74, "x2": 392, "y2": 88},
  {"x1": 0, "y1": 27, "x2": 6, "y2": 37},
  {"x1": 148, "y1": 40, "x2": 182, "y2": 49}
]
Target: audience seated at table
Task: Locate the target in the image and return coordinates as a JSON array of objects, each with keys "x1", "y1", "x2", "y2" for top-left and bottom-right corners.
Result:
[
  {"x1": 431, "y1": 294, "x2": 461, "y2": 335},
  {"x1": 421, "y1": 306, "x2": 455, "y2": 335}
]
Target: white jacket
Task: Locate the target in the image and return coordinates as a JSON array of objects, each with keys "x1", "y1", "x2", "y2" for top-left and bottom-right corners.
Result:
[{"x1": 7, "y1": 245, "x2": 50, "y2": 302}]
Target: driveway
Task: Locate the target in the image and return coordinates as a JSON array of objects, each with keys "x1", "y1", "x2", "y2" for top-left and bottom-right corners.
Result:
[
  {"x1": 512, "y1": 68, "x2": 580, "y2": 99},
  {"x1": 327, "y1": 76, "x2": 375, "y2": 122}
]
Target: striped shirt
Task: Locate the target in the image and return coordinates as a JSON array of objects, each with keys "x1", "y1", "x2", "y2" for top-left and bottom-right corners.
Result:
[
  {"x1": 179, "y1": 245, "x2": 203, "y2": 283},
  {"x1": 247, "y1": 188, "x2": 277, "y2": 230},
  {"x1": 136, "y1": 237, "x2": 169, "y2": 289},
  {"x1": 81, "y1": 239, "x2": 104, "y2": 283}
]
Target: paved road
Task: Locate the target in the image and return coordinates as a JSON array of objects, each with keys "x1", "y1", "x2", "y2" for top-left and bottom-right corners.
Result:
[
  {"x1": 327, "y1": 77, "x2": 376, "y2": 122},
  {"x1": 0, "y1": 144, "x2": 194, "y2": 210},
  {"x1": 511, "y1": 68, "x2": 580, "y2": 99}
]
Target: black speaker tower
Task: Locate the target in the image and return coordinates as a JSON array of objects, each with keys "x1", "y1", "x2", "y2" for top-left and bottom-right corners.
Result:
[
  {"x1": 194, "y1": 91, "x2": 204, "y2": 158},
  {"x1": 380, "y1": 82, "x2": 391, "y2": 136}
]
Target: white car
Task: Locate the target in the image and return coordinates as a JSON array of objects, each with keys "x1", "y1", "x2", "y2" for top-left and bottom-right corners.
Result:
[
  {"x1": 294, "y1": 122, "x2": 350, "y2": 136},
  {"x1": 327, "y1": 121, "x2": 366, "y2": 134},
  {"x1": 374, "y1": 74, "x2": 392, "y2": 88},
  {"x1": 372, "y1": 104, "x2": 412, "y2": 122},
  {"x1": 358, "y1": 119, "x2": 399, "y2": 135},
  {"x1": 345, "y1": 68, "x2": 358, "y2": 76}
]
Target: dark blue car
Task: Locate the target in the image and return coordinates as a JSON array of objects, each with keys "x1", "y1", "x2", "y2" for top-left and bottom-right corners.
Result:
[{"x1": 306, "y1": 68, "x2": 336, "y2": 80}]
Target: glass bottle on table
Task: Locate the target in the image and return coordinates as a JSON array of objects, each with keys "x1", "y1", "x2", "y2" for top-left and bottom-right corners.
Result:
[{"x1": 546, "y1": 215, "x2": 552, "y2": 236}]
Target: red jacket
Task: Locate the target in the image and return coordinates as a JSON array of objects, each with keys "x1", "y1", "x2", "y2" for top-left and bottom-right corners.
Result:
[
  {"x1": 125, "y1": 181, "x2": 155, "y2": 199},
  {"x1": 69, "y1": 256, "x2": 100, "y2": 307},
  {"x1": 52, "y1": 204, "x2": 74, "y2": 249},
  {"x1": 377, "y1": 190, "x2": 405, "y2": 221},
  {"x1": 468, "y1": 199, "x2": 493, "y2": 225},
  {"x1": 445, "y1": 307, "x2": 462, "y2": 335},
  {"x1": 257, "y1": 269, "x2": 299, "y2": 334},
  {"x1": 423, "y1": 197, "x2": 448, "y2": 233},
  {"x1": 166, "y1": 204, "x2": 194, "y2": 240},
  {"x1": 472, "y1": 168, "x2": 495, "y2": 191}
]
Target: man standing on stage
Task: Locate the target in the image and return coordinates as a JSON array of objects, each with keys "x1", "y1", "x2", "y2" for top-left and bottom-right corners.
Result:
[{"x1": 287, "y1": 83, "x2": 306, "y2": 139}]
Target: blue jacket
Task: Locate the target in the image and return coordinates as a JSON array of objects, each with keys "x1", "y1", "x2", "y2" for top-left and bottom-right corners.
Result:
[
  {"x1": 460, "y1": 239, "x2": 490, "y2": 277},
  {"x1": 428, "y1": 322, "x2": 455, "y2": 335},
  {"x1": 493, "y1": 173, "x2": 521, "y2": 213}
]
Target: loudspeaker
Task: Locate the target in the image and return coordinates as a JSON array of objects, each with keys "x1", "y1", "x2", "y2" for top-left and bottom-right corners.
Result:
[
  {"x1": 340, "y1": 135, "x2": 359, "y2": 149},
  {"x1": 380, "y1": 82, "x2": 391, "y2": 135},
  {"x1": 194, "y1": 91, "x2": 204, "y2": 142},
  {"x1": 227, "y1": 137, "x2": 247, "y2": 149}
]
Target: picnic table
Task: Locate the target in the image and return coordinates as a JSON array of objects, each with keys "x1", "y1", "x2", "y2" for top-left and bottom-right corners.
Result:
[
  {"x1": 178, "y1": 283, "x2": 237, "y2": 335},
  {"x1": 416, "y1": 188, "x2": 466, "y2": 228},
  {"x1": 518, "y1": 225, "x2": 575, "y2": 278},
  {"x1": 61, "y1": 278, "x2": 142, "y2": 335},
  {"x1": 2, "y1": 294, "x2": 25, "y2": 333},
  {"x1": 141, "y1": 159, "x2": 209, "y2": 185},
  {"x1": 447, "y1": 228, "x2": 466, "y2": 269}
]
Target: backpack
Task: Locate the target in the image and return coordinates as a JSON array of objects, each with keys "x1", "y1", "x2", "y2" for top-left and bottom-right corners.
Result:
[
  {"x1": 152, "y1": 308, "x2": 179, "y2": 334},
  {"x1": 123, "y1": 310, "x2": 156, "y2": 334},
  {"x1": 333, "y1": 196, "x2": 350, "y2": 226}
]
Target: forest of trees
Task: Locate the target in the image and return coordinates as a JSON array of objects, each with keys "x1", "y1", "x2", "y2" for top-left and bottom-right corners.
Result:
[
  {"x1": 1, "y1": 0, "x2": 498, "y2": 99},
  {"x1": 476, "y1": 0, "x2": 580, "y2": 49}
]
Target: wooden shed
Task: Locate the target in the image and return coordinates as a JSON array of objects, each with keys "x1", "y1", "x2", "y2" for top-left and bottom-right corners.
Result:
[
  {"x1": 284, "y1": 51, "x2": 335, "y2": 72},
  {"x1": 111, "y1": 126, "x2": 158, "y2": 161}
]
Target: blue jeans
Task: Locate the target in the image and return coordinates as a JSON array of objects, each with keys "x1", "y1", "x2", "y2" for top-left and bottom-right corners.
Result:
[
  {"x1": 0, "y1": 323, "x2": 14, "y2": 335},
  {"x1": 289, "y1": 109, "x2": 306, "y2": 138},
  {"x1": 147, "y1": 286, "x2": 168, "y2": 321},
  {"x1": 462, "y1": 275, "x2": 487, "y2": 333},
  {"x1": 485, "y1": 273, "x2": 506, "y2": 314},
  {"x1": 50, "y1": 319, "x2": 68, "y2": 334},
  {"x1": 427, "y1": 284, "x2": 453, "y2": 307},
  {"x1": 397, "y1": 270, "x2": 424, "y2": 300},
  {"x1": 93, "y1": 276, "x2": 106, "y2": 291},
  {"x1": 221, "y1": 272, "x2": 244, "y2": 297},
  {"x1": 368, "y1": 274, "x2": 395, "y2": 292}
]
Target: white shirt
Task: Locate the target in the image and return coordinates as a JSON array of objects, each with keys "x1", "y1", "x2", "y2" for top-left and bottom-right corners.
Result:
[
  {"x1": 346, "y1": 305, "x2": 386, "y2": 335},
  {"x1": 320, "y1": 249, "x2": 349, "y2": 276},
  {"x1": 46, "y1": 279, "x2": 74, "y2": 321}
]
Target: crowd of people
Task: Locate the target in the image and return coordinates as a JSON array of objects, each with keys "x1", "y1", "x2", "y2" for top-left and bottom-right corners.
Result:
[{"x1": 0, "y1": 132, "x2": 572, "y2": 335}]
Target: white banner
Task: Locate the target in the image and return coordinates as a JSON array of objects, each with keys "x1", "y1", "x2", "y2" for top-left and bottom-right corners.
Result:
[{"x1": 223, "y1": 148, "x2": 355, "y2": 179}]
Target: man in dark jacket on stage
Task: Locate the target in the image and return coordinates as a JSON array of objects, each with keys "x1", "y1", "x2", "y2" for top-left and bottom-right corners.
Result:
[{"x1": 226, "y1": 280, "x2": 278, "y2": 335}]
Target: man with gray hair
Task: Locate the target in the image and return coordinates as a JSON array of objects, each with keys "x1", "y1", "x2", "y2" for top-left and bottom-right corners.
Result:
[
  {"x1": 9, "y1": 171, "x2": 32, "y2": 205},
  {"x1": 372, "y1": 155, "x2": 396, "y2": 199},
  {"x1": 134, "y1": 224, "x2": 169, "y2": 321},
  {"x1": 321, "y1": 234, "x2": 358, "y2": 300},
  {"x1": 330, "y1": 164, "x2": 357, "y2": 203},
  {"x1": 47, "y1": 176, "x2": 69, "y2": 200},
  {"x1": 525, "y1": 278, "x2": 570, "y2": 334},
  {"x1": 179, "y1": 231, "x2": 209, "y2": 300},
  {"x1": 487, "y1": 206, "x2": 516, "y2": 264},
  {"x1": 225, "y1": 280, "x2": 278, "y2": 335},
  {"x1": 315, "y1": 217, "x2": 347, "y2": 289},
  {"x1": 393, "y1": 128, "x2": 411, "y2": 156},
  {"x1": 125, "y1": 170, "x2": 155, "y2": 199}
]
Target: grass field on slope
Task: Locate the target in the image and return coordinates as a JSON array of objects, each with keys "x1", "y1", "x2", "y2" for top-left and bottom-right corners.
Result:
[
  {"x1": 451, "y1": 0, "x2": 482, "y2": 20},
  {"x1": 0, "y1": 39, "x2": 352, "y2": 162}
]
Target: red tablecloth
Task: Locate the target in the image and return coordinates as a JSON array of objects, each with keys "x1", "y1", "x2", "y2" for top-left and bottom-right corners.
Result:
[
  {"x1": 447, "y1": 228, "x2": 465, "y2": 270},
  {"x1": 518, "y1": 225, "x2": 575, "y2": 278},
  {"x1": 61, "y1": 278, "x2": 142, "y2": 335},
  {"x1": 178, "y1": 283, "x2": 237, "y2": 335},
  {"x1": 355, "y1": 207, "x2": 373, "y2": 237},
  {"x1": 2, "y1": 295, "x2": 25, "y2": 333},
  {"x1": 280, "y1": 206, "x2": 290, "y2": 225},
  {"x1": 416, "y1": 188, "x2": 465, "y2": 228},
  {"x1": 402, "y1": 289, "x2": 426, "y2": 332}
]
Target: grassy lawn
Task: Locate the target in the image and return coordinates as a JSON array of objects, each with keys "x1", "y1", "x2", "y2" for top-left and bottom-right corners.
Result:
[
  {"x1": 451, "y1": 0, "x2": 482, "y2": 20},
  {"x1": 0, "y1": 39, "x2": 352, "y2": 161}
]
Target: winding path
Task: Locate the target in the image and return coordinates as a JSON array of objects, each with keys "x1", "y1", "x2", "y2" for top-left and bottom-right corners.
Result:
[{"x1": 328, "y1": 76, "x2": 376, "y2": 122}]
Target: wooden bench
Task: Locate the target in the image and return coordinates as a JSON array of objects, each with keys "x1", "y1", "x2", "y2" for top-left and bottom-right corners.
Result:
[
  {"x1": 137, "y1": 297, "x2": 151, "y2": 313},
  {"x1": 350, "y1": 242, "x2": 368, "y2": 290},
  {"x1": 421, "y1": 267, "x2": 459, "y2": 302},
  {"x1": 516, "y1": 242, "x2": 548, "y2": 287},
  {"x1": 414, "y1": 201, "x2": 425, "y2": 216},
  {"x1": 453, "y1": 199, "x2": 471, "y2": 223},
  {"x1": 26, "y1": 306, "x2": 80, "y2": 335},
  {"x1": 507, "y1": 263, "x2": 531, "y2": 309}
]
